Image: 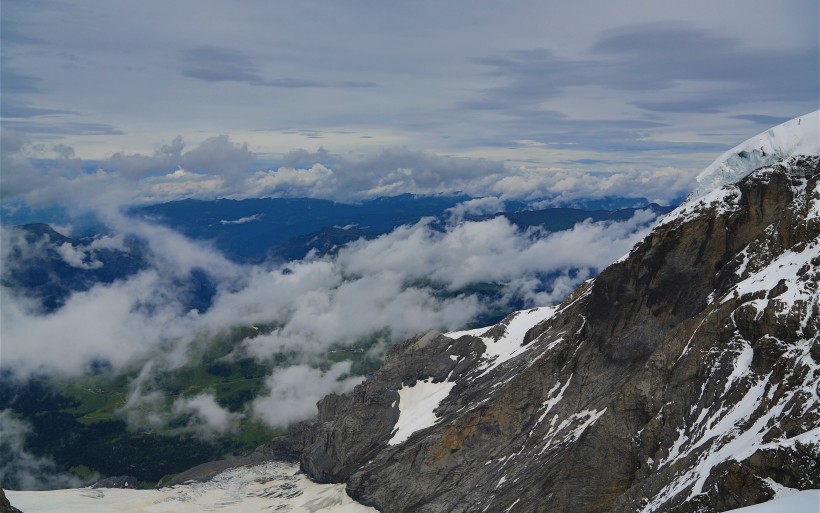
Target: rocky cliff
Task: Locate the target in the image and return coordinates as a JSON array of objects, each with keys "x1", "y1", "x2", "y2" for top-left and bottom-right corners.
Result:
[
  {"x1": 273, "y1": 118, "x2": 819, "y2": 512},
  {"x1": 0, "y1": 489, "x2": 22, "y2": 513}
]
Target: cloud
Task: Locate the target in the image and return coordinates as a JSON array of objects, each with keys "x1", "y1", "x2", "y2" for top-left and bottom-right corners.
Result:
[
  {"x1": 0, "y1": 58, "x2": 44, "y2": 94},
  {"x1": 0, "y1": 409, "x2": 86, "y2": 490},
  {"x1": 179, "y1": 45, "x2": 370, "y2": 90},
  {"x1": 172, "y1": 393, "x2": 243, "y2": 438},
  {"x1": 730, "y1": 114, "x2": 792, "y2": 126},
  {"x1": 446, "y1": 197, "x2": 507, "y2": 221},
  {"x1": 119, "y1": 362, "x2": 170, "y2": 429},
  {"x1": 465, "y1": 22, "x2": 819, "y2": 115},
  {"x1": 1, "y1": 203, "x2": 662, "y2": 382},
  {"x1": 1, "y1": 120, "x2": 124, "y2": 137},
  {"x1": 252, "y1": 362, "x2": 364, "y2": 428},
  {"x1": 55, "y1": 242, "x2": 103, "y2": 269},
  {"x1": 0, "y1": 98, "x2": 73, "y2": 118},
  {"x1": 181, "y1": 46, "x2": 263, "y2": 83},
  {"x1": 0, "y1": 270, "x2": 195, "y2": 377},
  {"x1": 490, "y1": 167, "x2": 697, "y2": 205},
  {"x1": 220, "y1": 213, "x2": 263, "y2": 225},
  {"x1": 454, "y1": 22, "x2": 818, "y2": 158},
  {"x1": 245, "y1": 148, "x2": 508, "y2": 202},
  {"x1": 0, "y1": 133, "x2": 253, "y2": 210}
]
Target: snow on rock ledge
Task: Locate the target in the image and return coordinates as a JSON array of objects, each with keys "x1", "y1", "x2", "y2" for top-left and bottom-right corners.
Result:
[{"x1": 388, "y1": 379, "x2": 456, "y2": 445}]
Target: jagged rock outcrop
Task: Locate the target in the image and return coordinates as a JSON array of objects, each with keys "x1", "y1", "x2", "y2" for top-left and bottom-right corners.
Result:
[
  {"x1": 89, "y1": 475, "x2": 140, "y2": 489},
  {"x1": 279, "y1": 151, "x2": 820, "y2": 512},
  {"x1": 287, "y1": 331, "x2": 486, "y2": 483},
  {"x1": 0, "y1": 489, "x2": 22, "y2": 513}
]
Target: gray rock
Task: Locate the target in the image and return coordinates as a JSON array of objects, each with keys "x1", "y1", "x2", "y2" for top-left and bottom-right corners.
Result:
[
  {"x1": 0, "y1": 489, "x2": 22, "y2": 513},
  {"x1": 281, "y1": 157, "x2": 820, "y2": 513},
  {"x1": 88, "y1": 475, "x2": 140, "y2": 489}
]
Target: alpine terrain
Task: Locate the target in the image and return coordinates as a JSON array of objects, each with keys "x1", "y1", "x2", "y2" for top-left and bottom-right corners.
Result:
[
  {"x1": 275, "y1": 111, "x2": 820, "y2": 512},
  {"x1": 5, "y1": 113, "x2": 819, "y2": 512}
]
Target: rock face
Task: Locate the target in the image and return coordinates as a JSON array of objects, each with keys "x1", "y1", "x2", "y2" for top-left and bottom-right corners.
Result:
[
  {"x1": 0, "y1": 488, "x2": 22, "y2": 513},
  {"x1": 277, "y1": 152, "x2": 820, "y2": 512},
  {"x1": 89, "y1": 475, "x2": 140, "y2": 489}
]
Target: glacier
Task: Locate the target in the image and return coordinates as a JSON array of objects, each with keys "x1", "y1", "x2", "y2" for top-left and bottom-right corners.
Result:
[{"x1": 690, "y1": 110, "x2": 819, "y2": 200}]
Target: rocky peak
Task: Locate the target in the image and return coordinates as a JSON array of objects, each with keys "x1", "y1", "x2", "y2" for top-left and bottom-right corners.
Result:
[{"x1": 276, "y1": 140, "x2": 819, "y2": 511}]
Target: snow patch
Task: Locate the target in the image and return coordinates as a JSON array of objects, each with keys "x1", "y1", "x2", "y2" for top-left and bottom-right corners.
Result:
[
  {"x1": 721, "y1": 240, "x2": 820, "y2": 323},
  {"x1": 388, "y1": 378, "x2": 456, "y2": 445},
  {"x1": 539, "y1": 408, "x2": 607, "y2": 455},
  {"x1": 643, "y1": 335, "x2": 820, "y2": 513},
  {"x1": 658, "y1": 183, "x2": 741, "y2": 228},
  {"x1": 807, "y1": 180, "x2": 820, "y2": 221},
  {"x1": 448, "y1": 306, "x2": 557, "y2": 378}
]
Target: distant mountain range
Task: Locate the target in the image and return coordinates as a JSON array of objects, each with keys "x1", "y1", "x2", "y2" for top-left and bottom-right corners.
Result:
[
  {"x1": 131, "y1": 194, "x2": 669, "y2": 263},
  {"x1": 3, "y1": 200, "x2": 673, "y2": 314}
]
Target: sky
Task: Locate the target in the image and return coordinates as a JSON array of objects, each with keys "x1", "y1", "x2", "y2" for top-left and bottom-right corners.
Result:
[{"x1": 1, "y1": 0, "x2": 818, "y2": 209}]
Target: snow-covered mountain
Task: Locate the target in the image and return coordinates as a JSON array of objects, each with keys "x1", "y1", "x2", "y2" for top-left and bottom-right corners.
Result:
[
  {"x1": 4, "y1": 112, "x2": 818, "y2": 513},
  {"x1": 273, "y1": 113, "x2": 819, "y2": 512}
]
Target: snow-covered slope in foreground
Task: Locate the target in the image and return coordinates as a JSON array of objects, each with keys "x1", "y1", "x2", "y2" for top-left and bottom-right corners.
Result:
[
  {"x1": 690, "y1": 110, "x2": 819, "y2": 199},
  {"x1": 6, "y1": 461, "x2": 376, "y2": 513}
]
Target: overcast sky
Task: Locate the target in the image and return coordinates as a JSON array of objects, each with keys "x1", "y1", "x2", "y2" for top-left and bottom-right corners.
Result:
[{"x1": 1, "y1": 0, "x2": 818, "y2": 206}]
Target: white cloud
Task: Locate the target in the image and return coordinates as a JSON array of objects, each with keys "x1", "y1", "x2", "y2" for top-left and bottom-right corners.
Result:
[
  {"x1": 87, "y1": 233, "x2": 127, "y2": 252},
  {"x1": 119, "y1": 362, "x2": 170, "y2": 430},
  {"x1": 55, "y1": 242, "x2": 103, "y2": 269},
  {"x1": 0, "y1": 410, "x2": 86, "y2": 490},
  {"x1": 1, "y1": 271, "x2": 192, "y2": 377},
  {"x1": 1, "y1": 208, "x2": 661, "y2": 380},
  {"x1": 252, "y1": 362, "x2": 364, "y2": 428},
  {"x1": 446, "y1": 197, "x2": 507, "y2": 221},
  {"x1": 172, "y1": 393, "x2": 243, "y2": 438},
  {"x1": 1, "y1": 134, "x2": 699, "y2": 215},
  {"x1": 220, "y1": 213, "x2": 263, "y2": 225},
  {"x1": 492, "y1": 167, "x2": 698, "y2": 205}
]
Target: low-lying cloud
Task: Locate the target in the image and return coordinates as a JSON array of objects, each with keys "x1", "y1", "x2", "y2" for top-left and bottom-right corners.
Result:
[
  {"x1": 0, "y1": 410, "x2": 86, "y2": 490},
  {"x1": 252, "y1": 362, "x2": 365, "y2": 428},
  {"x1": 0, "y1": 205, "x2": 661, "y2": 484},
  {"x1": 1, "y1": 207, "x2": 658, "y2": 381},
  {"x1": 172, "y1": 393, "x2": 243, "y2": 438},
  {"x1": 1, "y1": 133, "x2": 697, "y2": 218}
]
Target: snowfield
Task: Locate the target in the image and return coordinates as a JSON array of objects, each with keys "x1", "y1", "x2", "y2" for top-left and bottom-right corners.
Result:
[
  {"x1": 690, "y1": 110, "x2": 819, "y2": 199},
  {"x1": 6, "y1": 461, "x2": 376, "y2": 513}
]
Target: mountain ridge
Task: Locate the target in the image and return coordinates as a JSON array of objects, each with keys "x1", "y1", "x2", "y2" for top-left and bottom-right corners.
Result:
[{"x1": 270, "y1": 117, "x2": 820, "y2": 512}]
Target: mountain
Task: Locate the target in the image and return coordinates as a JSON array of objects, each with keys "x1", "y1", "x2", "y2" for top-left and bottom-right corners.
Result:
[
  {"x1": 131, "y1": 195, "x2": 671, "y2": 263},
  {"x1": 131, "y1": 194, "x2": 472, "y2": 262},
  {"x1": 269, "y1": 115, "x2": 820, "y2": 512},
  {"x1": 0, "y1": 224, "x2": 148, "y2": 312},
  {"x1": 3, "y1": 114, "x2": 817, "y2": 513}
]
